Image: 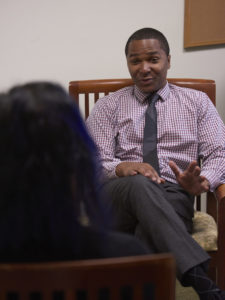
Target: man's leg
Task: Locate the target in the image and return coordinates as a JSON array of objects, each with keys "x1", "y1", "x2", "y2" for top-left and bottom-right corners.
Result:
[
  {"x1": 102, "y1": 174, "x2": 225, "y2": 299},
  {"x1": 102, "y1": 174, "x2": 209, "y2": 279}
]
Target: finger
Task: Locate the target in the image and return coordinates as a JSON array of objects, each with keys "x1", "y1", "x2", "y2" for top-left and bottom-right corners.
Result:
[
  {"x1": 143, "y1": 170, "x2": 159, "y2": 182},
  {"x1": 137, "y1": 164, "x2": 156, "y2": 175},
  {"x1": 187, "y1": 161, "x2": 198, "y2": 173},
  {"x1": 200, "y1": 177, "x2": 210, "y2": 188},
  {"x1": 141, "y1": 168, "x2": 161, "y2": 183},
  {"x1": 198, "y1": 175, "x2": 208, "y2": 183},
  {"x1": 139, "y1": 163, "x2": 162, "y2": 184},
  {"x1": 193, "y1": 166, "x2": 201, "y2": 177},
  {"x1": 203, "y1": 183, "x2": 210, "y2": 192},
  {"x1": 130, "y1": 170, "x2": 138, "y2": 176},
  {"x1": 149, "y1": 167, "x2": 162, "y2": 183},
  {"x1": 169, "y1": 161, "x2": 180, "y2": 177},
  {"x1": 202, "y1": 185, "x2": 209, "y2": 192},
  {"x1": 159, "y1": 177, "x2": 165, "y2": 184}
]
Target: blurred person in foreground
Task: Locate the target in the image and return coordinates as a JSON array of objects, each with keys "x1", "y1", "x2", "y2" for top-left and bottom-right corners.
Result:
[{"x1": 0, "y1": 81, "x2": 147, "y2": 262}]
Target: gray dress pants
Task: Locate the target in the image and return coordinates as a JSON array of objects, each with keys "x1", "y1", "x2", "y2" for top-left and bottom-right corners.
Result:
[{"x1": 102, "y1": 174, "x2": 210, "y2": 280}]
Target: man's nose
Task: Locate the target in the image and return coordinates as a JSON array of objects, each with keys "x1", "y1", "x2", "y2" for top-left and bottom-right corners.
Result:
[{"x1": 140, "y1": 61, "x2": 151, "y2": 73}]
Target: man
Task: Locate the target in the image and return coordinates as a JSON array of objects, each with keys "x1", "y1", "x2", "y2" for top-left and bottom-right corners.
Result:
[{"x1": 86, "y1": 28, "x2": 225, "y2": 300}]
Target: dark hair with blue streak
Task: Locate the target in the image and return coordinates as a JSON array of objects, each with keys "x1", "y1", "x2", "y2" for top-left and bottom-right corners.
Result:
[{"x1": 0, "y1": 82, "x2": 109, "y2": 261}]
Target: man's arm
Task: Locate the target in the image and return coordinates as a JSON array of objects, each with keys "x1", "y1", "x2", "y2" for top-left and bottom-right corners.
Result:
[
  {"x1": 86, "y1": 95, "x2": 164, "y2": 183},
  {"x1": 196, "y1": 93, "x2": 225, "y2": 191},
  {"x1": 86, "y1": 96, "x2": 123, "y2": 178}
]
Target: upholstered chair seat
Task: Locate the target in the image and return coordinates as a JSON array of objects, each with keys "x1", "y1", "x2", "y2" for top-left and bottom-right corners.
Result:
[{"x1": 192, "y1": 211, "x2": 218, "y2": 251}]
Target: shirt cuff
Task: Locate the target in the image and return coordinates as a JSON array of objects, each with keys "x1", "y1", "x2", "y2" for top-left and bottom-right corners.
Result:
[
  {"x1": 102, "y1": 161, "x2": 121, "y2": 179},
  {"x1": 201, "y1": 170, "x2": 224, "y2": 192}
]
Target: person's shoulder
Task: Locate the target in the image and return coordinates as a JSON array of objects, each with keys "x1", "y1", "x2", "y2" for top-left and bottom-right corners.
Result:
[
  {"x1": 88, "y1": 85, "x2": 134, "y2": 117},
  {"x1": 169, "y1": 83, "x2": 208, "y2": 98},
  {"x1": 98, "y1": 85, "x2": 134, "y2": 103},
  {"x1": 112, "y1": 85, "x2": 134, "y2": 96},
  {"x1": 168, "y1": 83, "x2": 212, "y2": 108}
]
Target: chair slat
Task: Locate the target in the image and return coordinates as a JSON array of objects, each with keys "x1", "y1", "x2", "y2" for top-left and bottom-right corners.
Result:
[
  {"x1": 94, "y1": 93, "x2": 99, "y2": 103},
  {"x1": 84, "y1": 93, "x2": 89, "y2": 119}
]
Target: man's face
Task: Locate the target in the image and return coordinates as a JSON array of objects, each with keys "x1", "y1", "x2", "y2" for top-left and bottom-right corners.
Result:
[{"x1": 126, "y1": 39, "x2": 171, "y2": 94}]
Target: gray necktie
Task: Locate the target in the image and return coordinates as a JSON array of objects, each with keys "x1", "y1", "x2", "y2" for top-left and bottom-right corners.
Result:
[{"x1": 143, "y1": 93, "x2": 160, "y2": 174}]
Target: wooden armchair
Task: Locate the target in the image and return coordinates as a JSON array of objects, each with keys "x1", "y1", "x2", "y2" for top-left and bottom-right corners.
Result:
[
  {"x1": 69, "y1": 78, "x2": 225, "y2": 289},
  {"x1": 0, "y1": 253, "x2": 175, "y2": 300}
]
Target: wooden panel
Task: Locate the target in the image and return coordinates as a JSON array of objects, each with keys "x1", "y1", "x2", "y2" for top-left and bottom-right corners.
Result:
[{"x1": 184, "y1": 0, "x2": 225, "y2": 48}]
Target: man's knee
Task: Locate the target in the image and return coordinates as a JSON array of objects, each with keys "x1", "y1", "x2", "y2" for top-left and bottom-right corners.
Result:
[
  {"x1": 103, "y1": 174, "x2": 150, "y2": 193},
  {"x1": 126, "y1": 174, "x2": 161, "y2": 194},
  {"x1": 103, "y1": 174, "x2": 163, "y2": 208},
  {"x1": 121, "y1": 174, "x2": 153, "y2": 187}
]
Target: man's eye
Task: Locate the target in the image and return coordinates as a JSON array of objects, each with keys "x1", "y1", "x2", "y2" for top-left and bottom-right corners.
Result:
[
  {"x1": 151, "y1": 57, "x2": 159, "y2": 63},
  {"x1": 130, "y1": 60, "x2": 140, "y2": 65}
]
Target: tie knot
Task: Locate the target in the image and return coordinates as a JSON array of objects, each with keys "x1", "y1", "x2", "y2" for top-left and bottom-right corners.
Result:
[{"x1": 146, "y1": 93, "x2": 159, "y2": 105}]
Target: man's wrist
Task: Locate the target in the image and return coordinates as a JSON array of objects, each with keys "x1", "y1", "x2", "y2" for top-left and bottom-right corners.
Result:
[{"x1": 115, "y1": 163, "x2": 124, "y2": 177}]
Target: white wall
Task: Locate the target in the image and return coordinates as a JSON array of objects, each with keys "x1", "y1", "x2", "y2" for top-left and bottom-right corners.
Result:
[{"x1": 1, "y1": 0, "x2": 225, "y2": 122}]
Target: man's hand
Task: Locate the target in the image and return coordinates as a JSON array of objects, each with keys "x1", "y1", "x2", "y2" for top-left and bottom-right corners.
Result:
[
  {"x1": 116, "y1": 162, "x2": 165, "y2": 184},
  {"x1": 169, "y1": 160, "x2": 210, "y2": 195}
]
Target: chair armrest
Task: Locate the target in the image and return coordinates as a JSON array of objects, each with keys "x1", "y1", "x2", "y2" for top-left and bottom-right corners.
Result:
[
  {"x1": 214, "y1": 183, "x2": 225, "y2": 279},
  {"x1": 215, "y1": 184, "x2": 225, "y2": 202}
]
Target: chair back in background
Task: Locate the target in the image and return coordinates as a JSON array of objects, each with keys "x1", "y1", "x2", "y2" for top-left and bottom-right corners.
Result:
[{"x1": 69, "y1": 78, "x2": 215, "y2": 119}]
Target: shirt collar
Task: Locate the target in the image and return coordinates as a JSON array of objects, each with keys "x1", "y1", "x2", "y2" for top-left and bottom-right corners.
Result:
[{"x1": 133, "y1": 81, "x2": 170, "y2": 103}]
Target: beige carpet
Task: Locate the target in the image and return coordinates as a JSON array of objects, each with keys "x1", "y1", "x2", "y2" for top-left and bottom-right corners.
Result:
[{"x1": 176, "y1": 280, "x2": 199, "y2": 300}]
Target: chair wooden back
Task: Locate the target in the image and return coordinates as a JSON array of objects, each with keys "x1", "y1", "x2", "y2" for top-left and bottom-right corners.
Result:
[
  {"x1": 69, "y1": 78, "x2": 215, "y2": 119},
  {"x1": 0, "y1": 254, "x2": 175, "y2": 300}
]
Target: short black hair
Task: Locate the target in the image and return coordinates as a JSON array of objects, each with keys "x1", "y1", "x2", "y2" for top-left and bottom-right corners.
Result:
[{"x1": 125, "y1": 27, "x2": 170, "y2": 56}]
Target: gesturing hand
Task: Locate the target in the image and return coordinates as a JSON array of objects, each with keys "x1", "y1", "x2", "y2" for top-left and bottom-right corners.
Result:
[
  {"x1": 169, "y1": 160, "x2": 210, "y2": 195},
  {"x1": 116, "y1": 162, "x2": 165, "y2": 184}
]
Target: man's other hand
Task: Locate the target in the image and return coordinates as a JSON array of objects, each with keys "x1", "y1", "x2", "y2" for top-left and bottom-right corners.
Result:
[{"x1": 169, "y1": 160, "x2": 210, "y2": 195}]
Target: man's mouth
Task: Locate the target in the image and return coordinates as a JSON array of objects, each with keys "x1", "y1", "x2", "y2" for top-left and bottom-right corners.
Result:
[{"x1": 139, "y1": 78, "x2": 154, "y2": 85}]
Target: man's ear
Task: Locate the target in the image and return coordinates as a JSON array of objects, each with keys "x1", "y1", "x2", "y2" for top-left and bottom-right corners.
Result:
[{"x1": 167, "y1": 55, "x2": 171, "y2": 69}]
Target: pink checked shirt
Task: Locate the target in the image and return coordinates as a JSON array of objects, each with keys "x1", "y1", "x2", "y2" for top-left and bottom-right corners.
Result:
[{"x1": 86, "y1": 82, "x2": 225, "y2": 192}]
